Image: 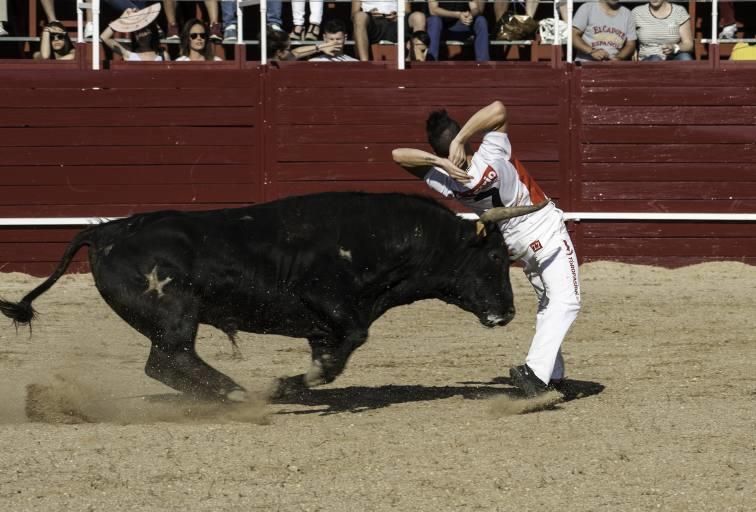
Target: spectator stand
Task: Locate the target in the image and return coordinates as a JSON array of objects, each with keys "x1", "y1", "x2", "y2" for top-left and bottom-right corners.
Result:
[{"x1": 1, "y1": 1, "x2": 755, "y2": 67}]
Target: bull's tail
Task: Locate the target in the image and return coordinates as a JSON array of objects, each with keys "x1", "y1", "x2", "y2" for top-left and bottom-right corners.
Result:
[{"x1": 0, "y1": 226, "x2": 98, "y2": 327}]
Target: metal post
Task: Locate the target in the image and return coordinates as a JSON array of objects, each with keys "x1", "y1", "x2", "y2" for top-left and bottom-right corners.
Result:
[
  {"x1": 397, "y1": 0, "x2": 405, "y2": 69},
  {"x1": 76, "y1": 1, "x2": 84, "y2": 43},
  {"x1": 236, "y1": 0, "x2": 243, "y2": 46},
  {"x1": 553, "y1": 0, "x2": 560, "y2": 47},
  {"x1": 92, "y1": 0, "x2": 100, "y2": 70},
  {"x1": 712, "y1": 0, "x2": 718, "y2": 44},
  {"x1": 566, "y1": 0, "x2": 573, "y2": 63},
  {"x1": 261, "y1": 0, "x2": 267, "y2": 64}
]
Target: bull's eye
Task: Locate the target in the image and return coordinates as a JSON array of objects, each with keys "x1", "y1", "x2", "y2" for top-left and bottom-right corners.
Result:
[{"x1": 489, "y1": 251, "x2": 503, "y2": 263}]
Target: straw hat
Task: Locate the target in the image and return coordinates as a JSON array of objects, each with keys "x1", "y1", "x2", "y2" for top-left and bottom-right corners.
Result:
[{"x1": 109, "y1": 4, "x2": 162, "y2": 33}]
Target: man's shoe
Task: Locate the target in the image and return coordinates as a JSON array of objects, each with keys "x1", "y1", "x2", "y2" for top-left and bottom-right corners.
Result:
[
  {"x1": 209, "y1": 22, "x2": 223, "y2": 42},
  {"x1": 166, "y1": 23, "x2": 179, "y2": 41},
  {"x1": 509, "y1": 364, "x2": 550, "y2": 398},
  {"x1": 223, "y1": 24, "x2": 237, "y2": 42},
  {"x1": 268, "y1": 23, "x2": 284, "y2": 33}
]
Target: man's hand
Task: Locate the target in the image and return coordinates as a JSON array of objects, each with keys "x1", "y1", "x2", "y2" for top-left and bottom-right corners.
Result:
[
  {"x1": 447, "y1": 138, "x2": 467, "y2": 169},
  {"x1": 438, "y1": 158, "x2": 471, "y2": 183},
  {"x1": 459, "y1": 11, "x2": 473, "y2": 25},
  {"x1": 590, "y1": 48, "x2": 610, "y2": 61},
  {"x1": 319, "y1": 41, "x2": 342, "y2": 56}
]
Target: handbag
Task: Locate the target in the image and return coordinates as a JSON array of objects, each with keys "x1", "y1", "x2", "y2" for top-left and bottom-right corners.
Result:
[{"x1": 495, "y1": 13, "x2": 538, "y2": 42}]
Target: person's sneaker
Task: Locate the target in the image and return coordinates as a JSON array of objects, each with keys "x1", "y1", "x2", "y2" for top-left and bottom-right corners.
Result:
[
  {"x1": 166, "y1": 23, "x2": 179, "y2": 41},
  {"x1": 509, "y1": 364, "x2": 550, "y2": 398},
  {"x1": 84, "y1": 21, "x2": 93, "y2": 39},
  {"x1": 209, "y1": 22, "x2": 222, "y2": 42},
  {"x1": 719, "y1": 23, "x2": 737, "y2": 40},
  {"x1": 0, "y1": 22, "x2": 8, "y2": 37},
  {"x1": 268, "y1": 23, "x2": 284, "y2": 33},
  {"x1": 223, "y1": 23, "x2": 237, "y2": 42}
]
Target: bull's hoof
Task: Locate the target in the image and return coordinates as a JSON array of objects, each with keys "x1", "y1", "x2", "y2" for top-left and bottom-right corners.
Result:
[
  {"x1": 225, "y1": 389, "x2": 248, "y2": 403},
  {"x1": 268, "y1": 375, "x2": 307, "y2": 400}
]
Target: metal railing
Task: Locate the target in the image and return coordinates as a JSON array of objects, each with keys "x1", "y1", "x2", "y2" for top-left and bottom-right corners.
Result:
[{"x1": 1, "y1": 0, "x2": 754, "y2": 69}]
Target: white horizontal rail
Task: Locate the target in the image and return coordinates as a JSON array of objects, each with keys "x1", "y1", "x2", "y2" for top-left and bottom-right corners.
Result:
[{"x1": 3, "y1": 212, "x2": 756, "y2": 227}]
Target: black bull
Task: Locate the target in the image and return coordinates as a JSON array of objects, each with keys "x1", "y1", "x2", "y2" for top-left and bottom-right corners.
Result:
[{"x1": 1, "y1": 192, "x2": 546, "y2": 402}]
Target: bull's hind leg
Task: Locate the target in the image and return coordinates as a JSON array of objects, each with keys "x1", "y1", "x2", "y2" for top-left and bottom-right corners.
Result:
[{"x1": 97, "y1": 276, "x2": 246, "y2": 402}]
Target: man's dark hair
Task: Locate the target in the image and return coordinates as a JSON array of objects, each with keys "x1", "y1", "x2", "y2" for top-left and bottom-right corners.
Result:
[
  {"x1": 322, "y1": 18, "x2": 347, "y2": 36},
  {"x1": 267, "y1": 29, "x2": 290, "y2": 59},
  {"x1": 426, "y1": 109, "x2": 460, "y2": 157}
]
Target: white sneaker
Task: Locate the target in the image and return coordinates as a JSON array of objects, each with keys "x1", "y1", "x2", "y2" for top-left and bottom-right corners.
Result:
[
  {"x1": 0, "y1": 22, "x2": 8, "y2": 37},
  {"x1": 84, "y1": 21, "x2": 93, "y2": 39},
  {"x1": 224, "y1": 24, "x2": 237, "y2": 42},
  {"x1": 718, "y1": 23, "x2": 737, "y2": 40}
]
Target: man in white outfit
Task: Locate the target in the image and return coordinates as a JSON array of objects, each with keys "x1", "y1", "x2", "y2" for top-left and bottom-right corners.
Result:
[{"x1": 392, "y1": 101, "x2": 581, "y2": 397}]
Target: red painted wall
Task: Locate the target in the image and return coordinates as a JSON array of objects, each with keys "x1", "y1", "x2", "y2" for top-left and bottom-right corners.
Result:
[{"x1": 1, "y1": 61, "x2": 754, "y2": 274}]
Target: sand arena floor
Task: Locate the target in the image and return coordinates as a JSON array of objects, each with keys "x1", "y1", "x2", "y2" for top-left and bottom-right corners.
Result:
[{"x1": 0, "y1": 261, "x2": 754, "y2": 511}]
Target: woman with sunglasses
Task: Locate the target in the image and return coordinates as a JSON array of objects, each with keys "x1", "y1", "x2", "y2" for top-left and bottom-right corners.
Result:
[
  {"x1": 101, "y1": 8, "x2": 168, "y2": 61},
  {"x1": 176, "y1": 19, "x2": 222, "y2": 61},
  {"x1": 35, "y1": 21, "x2": 76, "y2": 60}
]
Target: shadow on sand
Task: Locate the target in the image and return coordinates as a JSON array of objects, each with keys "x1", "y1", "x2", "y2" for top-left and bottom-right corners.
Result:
[{"x1": 270, "y1": 377, "x2": 605, "y2": 415}]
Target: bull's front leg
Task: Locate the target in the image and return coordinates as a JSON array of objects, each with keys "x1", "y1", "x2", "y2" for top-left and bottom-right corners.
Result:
[{"x1": 271, "y1": 329, "x2": 368, "y2": 399}]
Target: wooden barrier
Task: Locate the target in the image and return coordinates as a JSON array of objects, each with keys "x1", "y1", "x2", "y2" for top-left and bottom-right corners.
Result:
[{"x1": 1, "y1": 62, "x2": 755, "y2": 273}]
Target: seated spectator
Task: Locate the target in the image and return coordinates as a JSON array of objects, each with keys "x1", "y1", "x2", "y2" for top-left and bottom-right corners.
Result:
[
  {"x1": 407, "y1": 30, "x2": 433, "y2": 61},
  {"x1": 632, "y1": 0, "x2": 693, "y2": 61},
  {"x1": 427, "y1": 0, "x2": 488, "y2": 61},
  {"x1": 291, "y1": 0, "x2": 323, "y2": 41},
  {"x1": 0, "y1": 0, "x2": 7, "y2": 37},
  {"x1": 33, "y1": 21, "x2": 76, "y2": 60},
  {"x1": 351, "y1": 0, "x2": 427, "y2": 61},
  {"x1": 309, "y1": 19, "x2": 358, "y2": 61},
  {"x1": 164, "y1": 1, "x2": 222, "y2": 41},
  {"x1": 267, "y1": 29, "x2": 341, "y2": 62},
  {"x1": 101, "y1": 8, "x2": 168, "y2": 61},
  {"x1": 572, "y1": 0, "x2": 636, "y2": 61},
  {"x1": 175, "y1": 19, "x2": 222, "y2": 61}
]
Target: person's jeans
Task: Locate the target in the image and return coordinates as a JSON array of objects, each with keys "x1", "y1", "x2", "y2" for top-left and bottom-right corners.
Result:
[
  {"x1": 266, "y1": 0, "x2": 283, "y2": 27},
  {"x1": 643, "y1": 52, "x2": 694, "y2": 61},
  {"x1": 221, "y1": 0, "x2": 237, "y2": 26},
  {"x1": 427, "y1": 15, "x2": 489, "y2": 61}
]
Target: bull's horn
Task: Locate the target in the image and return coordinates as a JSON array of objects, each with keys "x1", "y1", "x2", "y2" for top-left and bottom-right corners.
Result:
[{"x1": 479, "y1": 200, "x2": 550, "y2": 224}]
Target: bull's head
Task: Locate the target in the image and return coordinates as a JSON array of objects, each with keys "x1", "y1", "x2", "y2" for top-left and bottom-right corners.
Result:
[{"x1": 447, "y1": 200, "x2": 550, "y2": 328}]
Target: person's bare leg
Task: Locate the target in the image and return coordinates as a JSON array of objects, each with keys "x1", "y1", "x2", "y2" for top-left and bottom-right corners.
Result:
[
  {"x1": 352, "y1": 11, "x2": 370, "y2": 61},
  {"x1": 164, "y1": 0, "x2": 178, "y2": 26},
  {"x1": 525, "y1": 0, "x2": 538, "y2": 18},
  {"x1": 494, "y1": 0, "x2": 510, "y2": 21},
  {"x1": 40, "y1": 0, "x2": 57, "y2": 22},
  {"x1": 409, "y1": 11, "x2": 425, "y2": 32},
  {"x1": 205, "y1": 0, "x2": 219, "y2": 24}
]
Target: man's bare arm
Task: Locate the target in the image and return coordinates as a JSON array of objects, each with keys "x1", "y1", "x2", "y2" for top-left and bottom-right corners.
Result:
[
  {"x1": 445, "y1": 101, "x2": 507, "y2": 168},
  {"x1": 392, "y1": 148, "x2": 470, "y2": 182}
]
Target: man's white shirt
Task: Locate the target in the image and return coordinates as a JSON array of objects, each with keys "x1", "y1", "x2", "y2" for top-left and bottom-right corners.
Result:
[{"x1": 423, "y1": 131, "x2": 563, "y2": 260}]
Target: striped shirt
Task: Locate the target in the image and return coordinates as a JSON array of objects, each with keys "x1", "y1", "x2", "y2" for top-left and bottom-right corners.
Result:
[{"x1": 632, "y1": 3, "x2": 690, "y2": 60}]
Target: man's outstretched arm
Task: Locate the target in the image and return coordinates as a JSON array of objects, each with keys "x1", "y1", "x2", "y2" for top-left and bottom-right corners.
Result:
[{"x1": 392, "y1": 148, "x2": 471, "y2": 183}]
